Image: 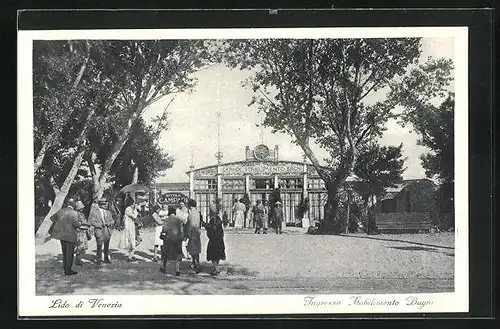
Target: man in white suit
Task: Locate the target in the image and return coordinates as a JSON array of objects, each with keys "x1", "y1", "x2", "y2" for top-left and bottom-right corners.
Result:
[{"x1": 88, "y1": 198, "x2": 115, "y2": 265}]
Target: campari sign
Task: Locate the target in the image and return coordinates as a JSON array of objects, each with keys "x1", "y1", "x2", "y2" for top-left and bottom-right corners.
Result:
[{"x1": 158, "y1": 192, "x2": 188, "y2": 206}]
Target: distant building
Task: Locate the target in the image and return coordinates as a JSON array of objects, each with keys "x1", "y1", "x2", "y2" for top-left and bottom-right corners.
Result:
[
  {"x1": 155, "y1": 182, "x2": 190, "y2": 194},
  {"x1": 373, "y1": 179, "x2": 438, "y2": 232},
  {"x1": 154, "y1": 144, "x2": 330, "y2": 226}
]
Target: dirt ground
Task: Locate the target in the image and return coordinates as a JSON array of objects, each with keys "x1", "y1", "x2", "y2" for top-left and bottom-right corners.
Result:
[{"x1": 35, "y1": 227, "x2": 455, "y2": 295}]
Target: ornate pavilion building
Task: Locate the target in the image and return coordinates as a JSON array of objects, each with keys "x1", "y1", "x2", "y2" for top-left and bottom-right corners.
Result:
[{"x1": 155, "y1": 144, "x2": 329, "y2": 227}]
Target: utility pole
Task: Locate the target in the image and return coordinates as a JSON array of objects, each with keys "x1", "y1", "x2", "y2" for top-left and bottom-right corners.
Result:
[
  {"x1": 189, "y1": 143, "x2": 195, "y2": 170},
  {"x1": 215, "y1": 111, "x2": 223, "y2": 164}
]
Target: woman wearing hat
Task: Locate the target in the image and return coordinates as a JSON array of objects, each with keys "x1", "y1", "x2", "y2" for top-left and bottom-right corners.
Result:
[
  {"x1": 74, "y1": 201, "x2": 91, "y2": 266},
  {"x1": 118, "y1": 197, "x2": 139, "y2": 262},
  {"x1": 205, "y1": 205, "x2": 226, "y2": 276},
  {"x1": 232, "y1": 198, "x2": 246, "y2": 233},
  {"x1": 151, "y1": 203, "x2": 167, "y2": 262},
  {"x1": 186, "y1": 199, "x2": 202, "y2": 273},
  {"x1": 160, "y1": 207, "x2": 184, "y2": 276}
]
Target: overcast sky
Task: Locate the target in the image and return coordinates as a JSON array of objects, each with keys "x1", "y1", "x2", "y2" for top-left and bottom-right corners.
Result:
[{"x1": 143, "y1": 38, "x2": 454, "y2": 183}]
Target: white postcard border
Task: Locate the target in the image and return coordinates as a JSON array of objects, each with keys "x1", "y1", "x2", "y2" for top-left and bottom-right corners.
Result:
[{"x1": 18, "y1": 26, "x2": 469, "y2": 316}]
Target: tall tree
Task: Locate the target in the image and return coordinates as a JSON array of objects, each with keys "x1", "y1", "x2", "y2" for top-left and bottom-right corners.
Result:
[
  {"x1": 85, "y1": 40, "x2": 212, "y2": 200},
  {"x1": 108, "y1": 118, "x2": 174, "y2": 188},
  {"x1": 33, "y1": 40, "x2": 93, "y2": 173},
  {"x1": 223, "y1": 38, "x2": 424, "y2": 232},
  {"x1": 34, "y1": 40, "x2": 120, "y2": 237},
  {"x1": 35, "y1": 40, "x2": 211, "y2": 237},
  {"x1": 408, "y1": 94, "x2": 454, "y2": 217},
  {"x1": 395, "y1": 59, "x2": 454, "y2": 220},
  {"x1": 353, "y1": 143, "x2": 407, "y2": 214}
]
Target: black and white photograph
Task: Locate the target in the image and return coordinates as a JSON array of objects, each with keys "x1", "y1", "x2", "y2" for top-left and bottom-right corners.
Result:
[{"x1": 18, "y1": 25, "x2": 469, "y2": 316}]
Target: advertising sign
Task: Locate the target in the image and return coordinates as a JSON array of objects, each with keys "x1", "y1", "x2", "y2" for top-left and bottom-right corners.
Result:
[{"x1": 158, "y1": 192, "x2": 188, "y2": 206}]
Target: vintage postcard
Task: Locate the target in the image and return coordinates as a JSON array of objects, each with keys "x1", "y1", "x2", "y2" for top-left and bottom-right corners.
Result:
[{"x1": 18, "y1": 26, "x2": 468, "y2": 316}]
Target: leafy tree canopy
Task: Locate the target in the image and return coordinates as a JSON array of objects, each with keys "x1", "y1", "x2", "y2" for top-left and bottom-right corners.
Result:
[{"x1": 353, "y1": 143, "x2": 407, "y2": 205}]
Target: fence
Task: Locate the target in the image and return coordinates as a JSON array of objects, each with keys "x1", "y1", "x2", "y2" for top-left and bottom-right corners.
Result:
[{"x1": 375, "y1": 212, "x2": 432, "y2": 232}]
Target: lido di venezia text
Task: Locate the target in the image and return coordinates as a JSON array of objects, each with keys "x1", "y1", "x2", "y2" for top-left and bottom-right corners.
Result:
[{"x1": 49, "y1": 298, "x2": 122, "y2": 309}]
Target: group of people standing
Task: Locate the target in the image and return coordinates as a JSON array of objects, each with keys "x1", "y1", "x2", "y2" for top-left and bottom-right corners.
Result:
[
  {"x1": 231, "y1": 198, "x2": 284, "y2": 234},
  {"x1": 48, "y1": 198, "x2": 114, "y2": 275},
  {"x1": 47, "y1": 197, "x2": 227, "y2": 277}
]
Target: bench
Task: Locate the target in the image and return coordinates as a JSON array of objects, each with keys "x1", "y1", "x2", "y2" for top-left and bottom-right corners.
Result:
[{"x1": 376, "y1": 212, "x2": 433, "y2": 233}]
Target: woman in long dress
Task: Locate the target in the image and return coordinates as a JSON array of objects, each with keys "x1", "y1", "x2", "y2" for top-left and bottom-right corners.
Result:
[
  {"x1": 160, "y1": 207, "x2": 184, "y2": 276},
  {"x1": 119, "y1": 198, "x2": 139, "y2": 262},
  {"x1": 176, "y1": 201, "x2": 190, "y2": 259},
  {"x1": 206, "y1": 205, "x2": 226, "y2": 276},
  {"x1": 152, "y1": 204, "x2": 168, "y2": 262},
  {"x1": 186, "y1": 199, "x2": 202, "y2": 273},
  {"x1": 232, "y1": 198, "x2": 246, "y2": 233},
  {"x1": 262, "y1": 200, "x2": 269, "y2": 234}
]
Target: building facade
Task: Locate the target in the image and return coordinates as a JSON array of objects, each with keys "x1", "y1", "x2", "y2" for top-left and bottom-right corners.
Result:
[{"x1": 182, "y1": 144, "x2": 328, "y2": 226}]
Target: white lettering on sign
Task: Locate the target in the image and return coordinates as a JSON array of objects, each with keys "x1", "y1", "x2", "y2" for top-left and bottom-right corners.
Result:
[
  {"x1": 193, "y1": 161, "x2": 320, "y2": 177},
  {"x1": 158, "y1": 193, "x2": 188, "y2": 205}
]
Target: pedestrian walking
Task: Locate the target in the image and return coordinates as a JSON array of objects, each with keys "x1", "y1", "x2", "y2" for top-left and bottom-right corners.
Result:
[
  {"x1": 254, "y1": 200, "x2": 264, "y2": 234},
  {"x1": 160, "y1": 207, "x2": 184, "y2": 276},
  {"x1": 89, "y1": 198, "x2": 115, "y2": 264},
  {"x1": 118, "y1": 198, "x2": 139, "y2": 262},
  {"x1": 151, "y1": 204, "x2": 167, "y2": 262},
  {"x1": 251, "y1": 202, "x2": 257, "y2": 228},
  {"x1": 206, "y1": 206, "x2": 226, "y2": 276},
  {"x1": 232, "y1": 198, "x2": 246, "y2": 233},
  {"x1": 176, "y1": 201, "x2": 190, "y2": 259},
  {"x1": 274, "y1": 201, "x2": 283, "y2": 234},
  {"x1": 262, "y1": 199, "x2": 269, "y2": 234},
  {"x1": 134, "y1": 202, "x2": 146, "y2": 247},
  {"x1": 74, "y1": 201, "x2": 92, "y2": 266},
  {"x1": 48, "y1": 200, "x2": 81, "y2": 275},
  {"x1": 222, "y1": 211, "x2": 229, "y2": 228},
  {"x1": 186, "y1": 199, "x2": 202, "y2": 273},
  {"x1": 176, "y1": 201, "x2": 189, "y2": 224}
]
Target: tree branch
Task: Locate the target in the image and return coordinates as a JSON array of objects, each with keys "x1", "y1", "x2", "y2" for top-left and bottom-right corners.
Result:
[
  {"x1": 355, "y1": 122, "x2": 375, "y2": 147},
  {"x1": 48, "y1": 176, "x2": 60, "y2": 195},
  {"x1": 295, "y1": 135, "x2": 331, "y2": 182},
  {"x1": 152, "y1": 97, "x2": 175, "y2": 139},
  {"x1": 85, "y1": 152, "x2": 99, "y2": 200},
  {"x1": 358, "y1": 78, "x2": 384, "y2": 102},
  {"x1": 145, "y1": 41, "x2": 203, "y2": 103},
  {"x1": 257, "y1": 88, "x2": 279, "y2": 109}
]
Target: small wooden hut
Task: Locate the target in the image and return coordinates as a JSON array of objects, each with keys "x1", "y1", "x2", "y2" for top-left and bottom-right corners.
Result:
[{"x1": 373, "y1": 179, "x2": 437, "y2": 232}]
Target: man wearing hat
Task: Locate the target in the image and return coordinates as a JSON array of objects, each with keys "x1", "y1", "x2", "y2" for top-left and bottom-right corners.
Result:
[
  {"x1": 74, "y1": 201, "x2": 91, "y2": 266},
  {"x1": 49, "y1": 199, "x2": 81, "y2": 275},
  {"x1": 89, "y1": 198, "x2": 115, "y2": 265},
  {"x1": 273, "y1": 201, "x2": 283, "y2": 234}
]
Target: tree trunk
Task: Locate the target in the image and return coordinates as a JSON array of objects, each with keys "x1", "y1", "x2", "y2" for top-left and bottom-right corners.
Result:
[
  {"x1": 93, "y1": 108, "x2": 143, "y2": 199},
  {"x1": 85, "y1": 153, "x2": 100, "y2": 201},
  {"x1": 132, "y1": 166, "x2": 139, "y2": 184},
  {"x1": 346, "y1": 191, "x2": 351, "y2": 234},
  {"x1": 93, "y1": 132, "x2": 131, "y2": 200},
  {"x1": 322, "y1": 180, "x2": 341, "y2": 231},
  {"x1": 34, "y1": 136, "x2": 52, "y2": 173},
  {"x1": 35, "y1": 148, "x2": 86, "y2": 238},
  {"x1": 35, "y1": 189, "x2": 64, "y2": 240}
]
